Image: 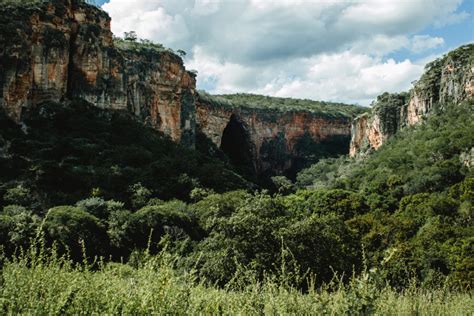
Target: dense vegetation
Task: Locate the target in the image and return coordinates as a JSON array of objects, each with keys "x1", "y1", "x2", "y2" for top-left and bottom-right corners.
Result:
[
  {"x1": 0, "y1": 100, "x2": 249, "y2": 207},
  {"x1": 1, "y1": 101, "x2": 472, "y2": 296},
  {"x1": 2, "y1": 244, "x2": 472, "y2": 315},
  {"x1": 0, "y1": 1, "x2": 472, "y2": 313},
  {"x1": 297, "y1": 101, "x2": 474, "y2": 288},
  {"x1": 199, "y1": 91, "x2": 368, "y2": 118}
]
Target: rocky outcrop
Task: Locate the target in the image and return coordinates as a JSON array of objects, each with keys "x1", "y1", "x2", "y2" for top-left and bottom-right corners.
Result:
[
  {"x1": 0, "y1": 0, "x2": 196, "y2": 145},
  {"x1": 349, "y1": 92, "x2": 408, "y2": 156},
  {"x1": 197, "y1": 95, "x2": 352, "y2": 177},
  {"x1": 350, "y1": 44, "x2": 474, "y2": 157}
]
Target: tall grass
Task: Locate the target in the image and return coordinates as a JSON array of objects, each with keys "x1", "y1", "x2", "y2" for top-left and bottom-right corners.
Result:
[{"x1": 1, "y1": 242, "x2": 472, "y2": 315}]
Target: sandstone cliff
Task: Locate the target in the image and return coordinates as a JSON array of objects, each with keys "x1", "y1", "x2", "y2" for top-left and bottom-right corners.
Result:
[
  {"x1": 197, "y1": 93, "x2": 357, "y2": 178},
  {"x1": 0, "y1": 0, "x2": 196, "y2": 145},
  {"x1": 350, "y1": 44, "x2": 474, "y2": 157}
]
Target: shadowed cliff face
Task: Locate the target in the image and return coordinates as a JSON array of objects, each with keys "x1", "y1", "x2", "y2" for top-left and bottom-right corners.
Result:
[
  {"x1": 0, "y1": 0, "x2": 196, "y2": 146},
  {"x1": 196, "y1": 96, "x2": 352, "y2": 179},
  {"x1": 350, "y1": 44, "x2": 474, "y2": 157}
]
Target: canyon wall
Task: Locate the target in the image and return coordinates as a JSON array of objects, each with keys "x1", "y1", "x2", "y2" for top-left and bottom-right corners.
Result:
[
  {"x1": 350, "y1": 44, "x2": 474, "y2": 157},
  {"x1": 0, "y1": 0, "x2": 361, "y2": 178},
  {"x1": 0, "y1": 0, "x2": 196, "y2": 145},
  {"x1": 197, "y1": 96, "x2": 352, "y2": 177}
]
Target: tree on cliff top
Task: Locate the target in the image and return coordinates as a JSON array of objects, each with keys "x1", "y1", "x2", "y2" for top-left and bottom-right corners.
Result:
[{"x1": 124, "y1": 31, "x2": 137, "y2": 42}]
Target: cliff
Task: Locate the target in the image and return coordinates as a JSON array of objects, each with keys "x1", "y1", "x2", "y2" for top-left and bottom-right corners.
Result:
[
  {"x1": 196, "y1": 93, "x2": 362, "y2": 178},
  {"x1": 350, "y1": 44, "x2": 474, "y2": 157},
  {"x1": 0, "y1": 0, "x2": 196, "y2": 145},
  {"x1": 0, "y1": 0, "x2": 365, "y2": 179}
]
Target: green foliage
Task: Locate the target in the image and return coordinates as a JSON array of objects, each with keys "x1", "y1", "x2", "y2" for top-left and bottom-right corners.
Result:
[
  {"x1": 0, "y1": 100, "x2": 249, "y2": 208},
  {"x1": 190, "y1": 192, "x2": 288, "y2": 284},
  {"x1": 371, "y1": 92, "x2": 409, "y2": 136},
  {"x1": 1, "y1": 244, "x2": 472, "y2": 315},
  {"x1": 280, "y1": 212, "x2": 361, "y2": 281},
  {"x1": 43, "y1": 205, "x2": 108, "y2": 259},
  {"x1": 3, "y1": 184, "x2": 34, "y2": 207},
  {"x1": 126, "y1": 200, "x2": 201, "y2": 252},
  {"x1": 198, "y1": 91, "x2": 368, "y2": 118},
  {"x1": 271, "y1": 176, "x2": 295, "y2": 195},
  {"x1": 1, "y1": 100, "x2": 471, "y2": 291},
  {"x1": 114, "y1": 36, "x2": 177, "y2": 58},
  {"x1": 0, "y1": 205, "x2": 40, "y2": 253},
  {"x1": 284, "y1": 188, "x2": 368, "y2": 219},
  {"x1": 296, "y1": 101, "x2": 474, "y2": 287},
  {"x1": 128, "y1": 182, "x2": 152, "y2": 209}
]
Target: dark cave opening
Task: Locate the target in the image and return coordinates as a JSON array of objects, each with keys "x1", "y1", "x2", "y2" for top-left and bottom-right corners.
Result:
[{"x1": 220, "y1": 115, "x2": 256, "y2": 177}]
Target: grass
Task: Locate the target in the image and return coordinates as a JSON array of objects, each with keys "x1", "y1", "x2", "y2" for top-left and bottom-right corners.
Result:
[{"x1": 1, "y1": 244, "x2": 472, "y2": 315}]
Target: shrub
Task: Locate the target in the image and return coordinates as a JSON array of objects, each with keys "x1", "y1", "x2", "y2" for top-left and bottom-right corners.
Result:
[{"x1": 43, "y1": 206, "x2": 107, "y2": 259}]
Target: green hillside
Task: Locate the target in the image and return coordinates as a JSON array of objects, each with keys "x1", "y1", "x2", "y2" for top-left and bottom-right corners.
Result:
[{"x1": 0, "y1": 100, "x2": 249, "y2": 208}]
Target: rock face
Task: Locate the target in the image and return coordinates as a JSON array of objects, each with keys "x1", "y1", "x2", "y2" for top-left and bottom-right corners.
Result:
[
  {"x1": 0, "y1": 0, "x2": 361, "y2": 178},
  {"x1": 197, "y1": 96, "x2": 352, "y2": 178},
  {"x1": 349, "y1": 92, "x2": 408, "y2": 156},
  {"x1": 350, "y1": 44, "x2": 474, "y2": 157},
  {"x1": 0, "y1": 0, "x2": 196, "y2": 145}
]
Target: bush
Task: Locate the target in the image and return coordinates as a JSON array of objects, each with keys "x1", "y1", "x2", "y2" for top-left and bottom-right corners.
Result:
[
  {"x1": 3, "y1": 184, "x2": 34, "y2": 207},
  {"x1": 126, "y1": 201, "x2": 201, "y2": 253},
  {"x1": 43, "y1": 206, "x2": 108, "y2": 259},
  {"x1": 0, "y1": 205, "x2": 39, "y2": 253}
]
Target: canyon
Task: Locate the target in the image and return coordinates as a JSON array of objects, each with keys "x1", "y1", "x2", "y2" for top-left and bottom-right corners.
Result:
[
  {"x1": 0, "y1": 0, "x2": 362, "y2": 178},
  {"x1": 3, "y1": 0, "x2": 470, "y2": 177}
]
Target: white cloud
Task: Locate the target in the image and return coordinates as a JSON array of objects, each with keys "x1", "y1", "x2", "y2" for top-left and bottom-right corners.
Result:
[
  {"x1": 192, "y1": 0, "x2": 222, "y2": 15},
  {"x1": 349, "y1": 35, "x2": 411, "y2": 56},
  {"x1": 188, "y1": 49, "x2": 424, "y2": 106},
  {"x1": 434, "y1": 10, "x2": 470, "y2": 27},
  {"x1": 410, "y1": 35, "x2": 445, "y2": 53},
  {"x1": 260, "y1": 53, "x2": 424, "y2": 105},
  {"x1": 102, "y1": 0, "x2": 467, "y2": 105}
]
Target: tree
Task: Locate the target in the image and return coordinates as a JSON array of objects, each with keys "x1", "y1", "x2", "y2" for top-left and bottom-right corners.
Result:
[
  {"x1": 124, "y1": 31, "x2": 137, "y2": 42},
  {"x1": 271, "y1": 176, "x2": 295, "y2": 195},
  {"x1": 0, "y1": 205, "x2": 40, "y2": 254},
  {"x1": 177, "y1": 49, "x2": 187, "y2": 57},
  {"x1": 44, "y1": 206, "x2": 108, "y2": 259},
  {"x1": 128, "y1": 182, "x2": 152, "y2": 209},
  {"x1": 126, "y1": 201, "x2": 200, "y2": 252},
  {"x1": 280, "y1": 213, "x2": 361, "y2": 283},
  {"x1": 3, "y1": 184, "x2": 34, "y2": 207}
]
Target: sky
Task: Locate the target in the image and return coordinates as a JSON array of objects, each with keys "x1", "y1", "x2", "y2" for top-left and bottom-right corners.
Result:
[{"x1": 96, "y1": 0, "x2": 474, "y2": 106}]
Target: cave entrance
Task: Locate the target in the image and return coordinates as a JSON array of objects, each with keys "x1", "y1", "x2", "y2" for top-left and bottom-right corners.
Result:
[{"x1": 220, "y1": 115, "x2": 256, "y2": 177}]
